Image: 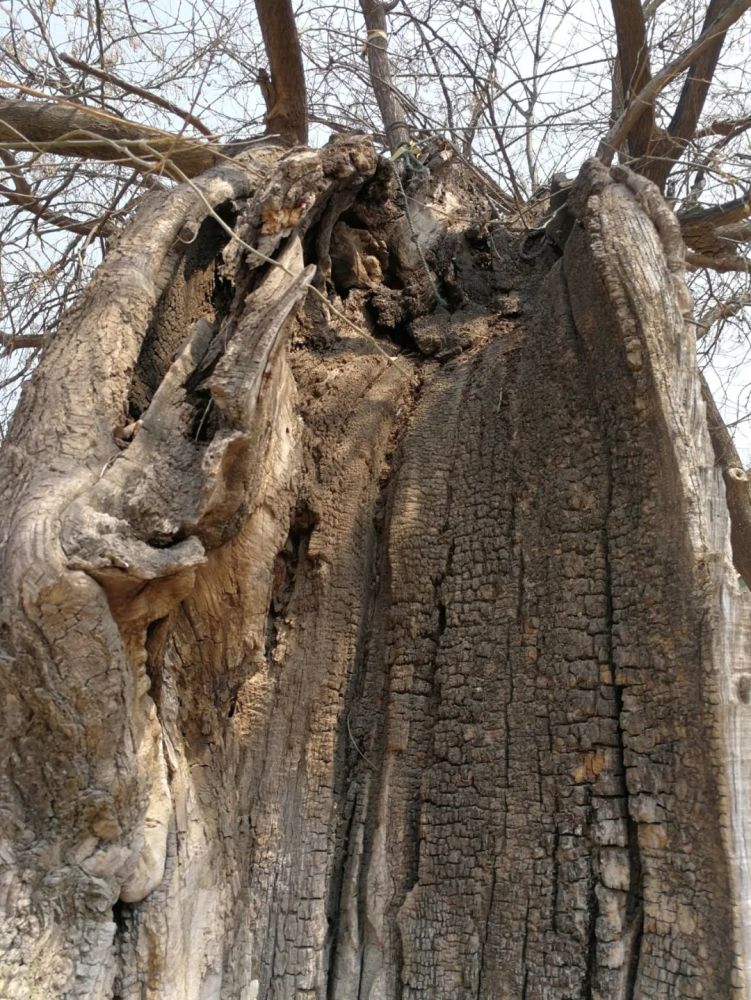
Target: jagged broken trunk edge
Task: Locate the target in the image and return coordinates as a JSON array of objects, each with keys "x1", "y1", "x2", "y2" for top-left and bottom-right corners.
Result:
[{"x1": 0, "y1": 143, "x2": 748, "y2": 1000}]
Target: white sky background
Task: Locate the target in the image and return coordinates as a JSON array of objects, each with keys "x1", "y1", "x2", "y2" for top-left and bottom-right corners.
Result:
[{"x1": 0, "y1": 0, "x2": 750, "y2": 456}]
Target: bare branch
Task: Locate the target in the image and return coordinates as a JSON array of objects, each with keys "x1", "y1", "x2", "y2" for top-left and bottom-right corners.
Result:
[
  {"x1": 610, "y1": 0, "x2": 654, "y2": 159},
  {"x1": 59, "y1": 53, "x2": 216, "y2": 139},
  {"x1": 598, "y1": 0, "x2": 751, "y2": 168},
  {"x1": 0, "y1": 96, "x2": 219, "y2": 179},
  {"x1": 695, "y1": 291, "x2": 751, "y2": 338},
  {"x1": 687, "y1": 250, "x2": 751, "y2": 271},
  {"x1": 642, "y1": 0, "x2": 671, "y2": 19},
  {"x1": 680, "y1": 186, "x2": 751, "y2": 232},
  {"x1": 253, "y1": 0, "x2": 308, "y2": 145},
  {"x1": 696, "y1": 112, "x2": 751, "y2": 140},
  {"x1": 359, "y1": 0, "x2": 410, "y2": 152},
  {"x1": 0, "y1": 330, "x2": 46, "y2": 351},
  {"x1": 644, "y1": 0, "x2": 746, "y2": 187},
  {"x1": 0, "y1": 149, "x2": 117, "y2": 237},
  {"x1": 718, "y1": 219, "x2": 751, "y2": 243}
]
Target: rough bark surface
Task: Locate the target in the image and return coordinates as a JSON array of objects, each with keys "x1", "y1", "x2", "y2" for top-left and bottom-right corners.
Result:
[{"x1": 0, "y1": 138, "x2": 749, "y2": 999}]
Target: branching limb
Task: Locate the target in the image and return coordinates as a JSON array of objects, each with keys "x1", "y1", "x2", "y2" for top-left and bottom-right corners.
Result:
[
  {"x1": 678, "y1": 187, "x2": 751, "y2": 257},
  {"x1": 0, "y1": 330, "x2": 46, "y2": 351},
  {"x1": 0, "y1": 96, "x2": 219, "y2": 179},
  {"x1": 644, "y1": 0, "x2": 745, "y2": 188},
  {"x1": 610, "y1": 0, "x2": 654, "y2": 159},
  {"x1": 696, "y1": 112, "x2": 751, "y2": 141},
  {"x1": 695, "y1": 292, "x2": 751, "y2": 339},
  {"x1": 686, "y1": 251, "x2": 751, "y2": 271},
  {"x1": 598, "y1": 0, "x2": 751, "y2": 170},
  {"x1": 59, "y1": 53, "x2": 217, "y2": 139},
  {"x1": 0, "y1": 148, "x2": 117, "y2": 236}
]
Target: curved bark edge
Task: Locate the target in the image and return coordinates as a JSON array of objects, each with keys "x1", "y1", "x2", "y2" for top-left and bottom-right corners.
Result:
[
  {"x1": 566, "y1": 158, "x2": 751, "y2": 993},
  {"x1": 0, "y1": 138, "x2": 378, "y2": 996}
]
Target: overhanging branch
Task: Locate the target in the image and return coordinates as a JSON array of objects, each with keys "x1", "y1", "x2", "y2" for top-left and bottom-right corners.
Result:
[{"x1": 0, "y1": 97, "x2": 220, "y2": 179}]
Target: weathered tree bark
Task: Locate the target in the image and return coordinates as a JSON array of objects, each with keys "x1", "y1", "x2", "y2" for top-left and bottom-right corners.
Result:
[
  {"x1": 1, "y1": 137, "x2": 750, "y2": 999},
  {"x1": 0, "y1": 98, "x2": 220, "y2": 179}
]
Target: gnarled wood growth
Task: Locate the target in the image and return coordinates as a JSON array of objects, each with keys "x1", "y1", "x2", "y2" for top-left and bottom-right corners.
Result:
[{"x1": 1, "y1": 137, "x2": 750, "y2": 999}]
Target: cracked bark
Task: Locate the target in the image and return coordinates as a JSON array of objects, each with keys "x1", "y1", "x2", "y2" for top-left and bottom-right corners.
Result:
[{"x1": 0, "y1": 140, "x2": 749, "y2": 998}]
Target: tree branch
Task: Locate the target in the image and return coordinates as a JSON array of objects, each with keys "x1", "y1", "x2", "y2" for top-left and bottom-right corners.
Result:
[
  {"x1": 59, "y1": 53, "x2": 216, "y2": 139},
  {"x1": 0, "y1": 330, "x2": 47, "y2": 351},
  {"x1": 717, "y1": 218, "x2": 751, "y2": 243},
  {"x1": 696, "y1": 111, "x2": 751, "y2": 140},
  {"x1": 679, "y1": 186, "x2": 751, "y2": 231},
  {"x1": 695, "y1": 292, "x2": 751, "y2": 339},
  {"x1": 643, "y1": 0, "x2": 744, "y2": 187},
  {"x1": 686, "y1": 250, "x2": 751, "y2": 271},
  {"x1": 0, "y1": 149, "x2": 117, "y2": 237},
  {"x1": 0, "y1": 96, "x2": 219, "y2": 179},
  {"x1": 253, "y1": 0, "x2": 308, "y2": 145},
  {"x1": 359, "y1": 0, "x2": 410, "y2": 152},
  {"x1": 610, "y1": 0, "x2": 654, "y2": 159},
  {"x1": 597, "y1": 0, "x2": 751, "y2": 169}
]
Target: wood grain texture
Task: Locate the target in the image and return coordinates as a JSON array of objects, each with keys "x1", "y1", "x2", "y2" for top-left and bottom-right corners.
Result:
[{"x1": 0, "y1": 144, "x2": 749, "y2": 998}]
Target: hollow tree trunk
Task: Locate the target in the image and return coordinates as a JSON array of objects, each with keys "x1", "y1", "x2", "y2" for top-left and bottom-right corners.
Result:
[{"x1": 1, "y1": 138, "x2": 749, "y2": 999}]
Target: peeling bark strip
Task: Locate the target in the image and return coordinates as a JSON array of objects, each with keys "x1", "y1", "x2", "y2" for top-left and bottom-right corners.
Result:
[{"x1": 0, "y1": 140, "x2": 749, "y2": 998}]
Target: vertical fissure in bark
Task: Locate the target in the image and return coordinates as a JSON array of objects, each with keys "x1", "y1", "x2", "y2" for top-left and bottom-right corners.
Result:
[
  {"x1": 583, "y1": 869, "x2": 599, "y2": 1000},
  {"x1": 622, "y1": 814, "x2": 645, "y2": 997},
  {"x1": 550, "y1": 814, "x2": 561, "y2": 936},
  {"x1": 144, "y1": 614, "x2": 170, "y2": 720},
  {"x1": 324, "y1": 789, "x2": 360, "y2": 1000},
  {"x1": 265, "y1": 501, "x2": 317, "y2": 663},
  {"x1": 322, "y1": 359, "x2": 425, "y2": 998},
  {"x1": 603, "y1": 431, "x2": 645, "y2": 1000},
  {"x1": 475, "y1": 863, "x2": 498, "y2": 1000},
  {"x1": 520, "y1": 898, "x2": 531, "y2": 1000}
]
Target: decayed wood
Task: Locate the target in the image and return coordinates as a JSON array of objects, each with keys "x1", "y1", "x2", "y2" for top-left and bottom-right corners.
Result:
[
  {"x1": 1, "y1": 138, "x2": 750, "y2": 999},
  {"x1": 0, "y1": 138, "x2": 378, "y2": 998}
]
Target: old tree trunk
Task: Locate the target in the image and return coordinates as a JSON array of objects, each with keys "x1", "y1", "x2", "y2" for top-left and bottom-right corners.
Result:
[{"x1": 1, "y1": 137, "x2": 750, "y2": 999}]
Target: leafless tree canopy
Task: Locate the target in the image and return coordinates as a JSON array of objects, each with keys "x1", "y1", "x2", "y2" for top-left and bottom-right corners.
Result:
[{"x1": 0, "y1": 0, "x2": 749, "y2": 398}]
